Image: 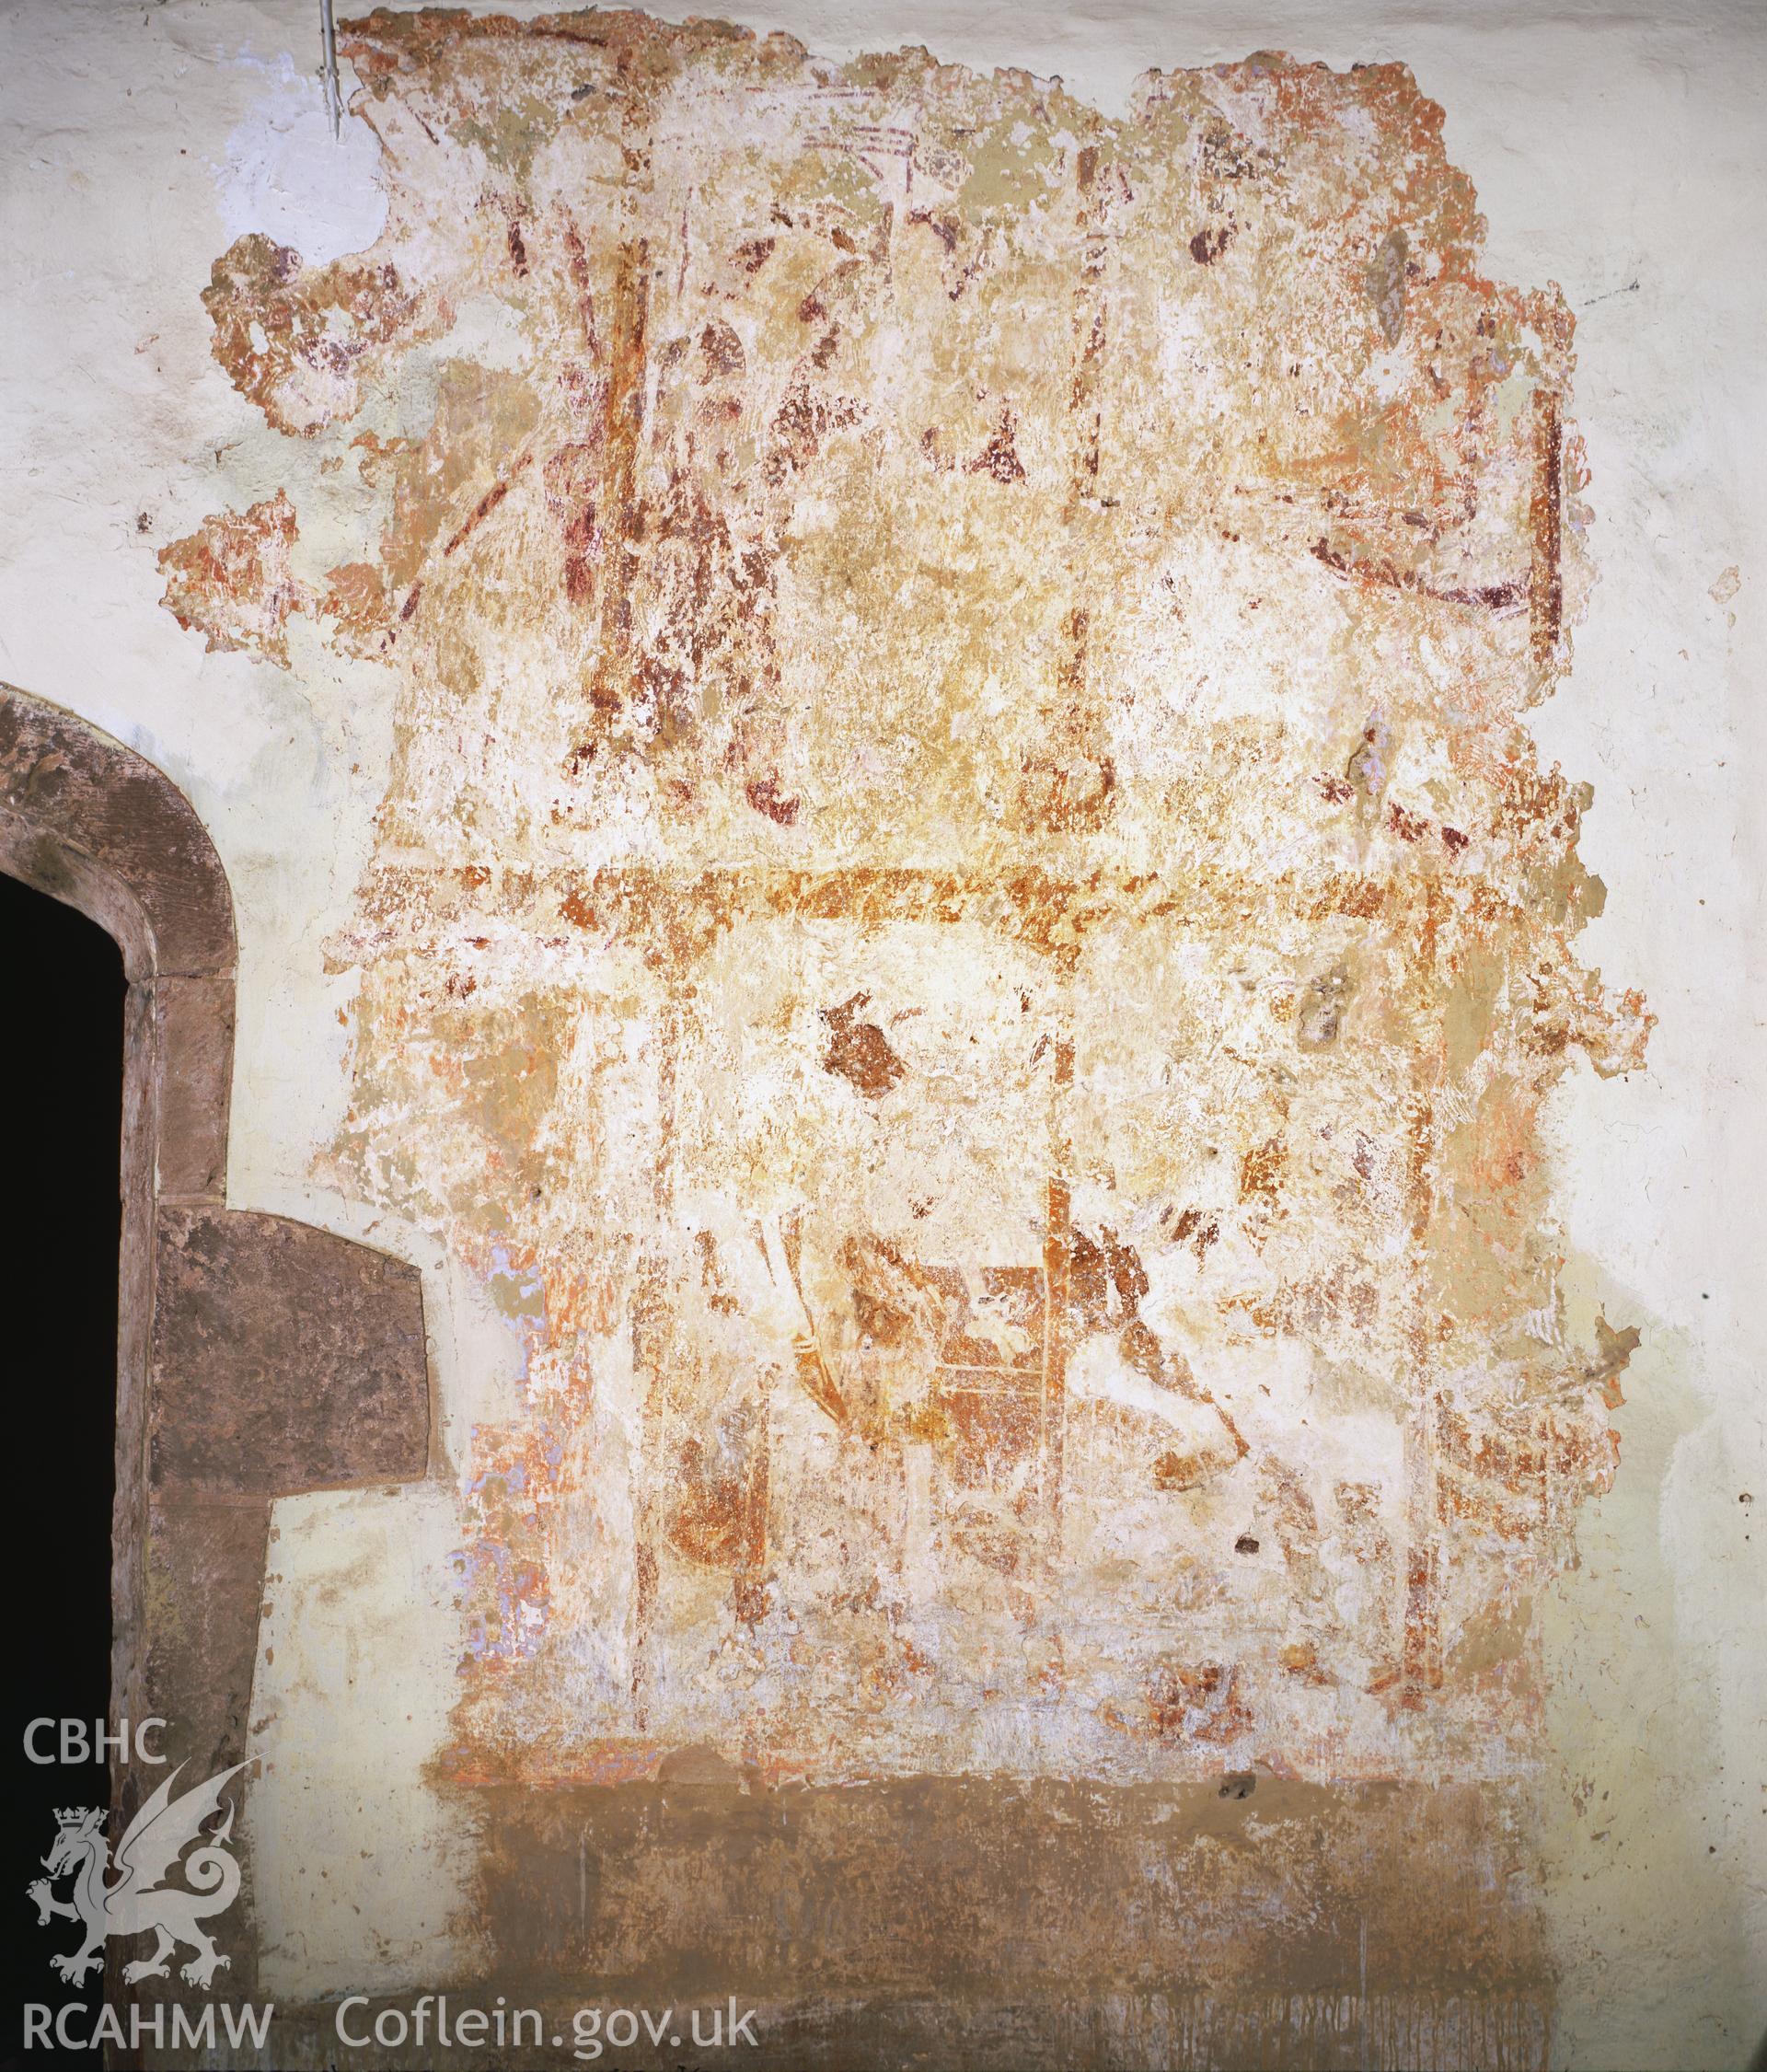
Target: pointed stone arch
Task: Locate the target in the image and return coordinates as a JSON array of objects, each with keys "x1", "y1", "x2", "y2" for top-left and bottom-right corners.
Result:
[{"x1": 0, "y1": 684, "x2": 430, "y2": 1806}]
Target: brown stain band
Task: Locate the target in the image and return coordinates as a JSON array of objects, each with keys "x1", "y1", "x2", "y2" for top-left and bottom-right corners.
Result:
[
  {"x1": 1530, "y1": 390, "x2": 1565, "y2": 666},
  {"x1": 447, "y1": 1773, "x2": 1553, "y2": 2044}
]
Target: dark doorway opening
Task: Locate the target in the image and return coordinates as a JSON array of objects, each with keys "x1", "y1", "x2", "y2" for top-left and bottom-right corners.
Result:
[{"x1": 0, "y1": 872, "x2": 124, "y2": 2065}]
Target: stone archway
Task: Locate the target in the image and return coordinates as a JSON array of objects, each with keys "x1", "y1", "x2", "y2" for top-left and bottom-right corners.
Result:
[{"x1": 0, "y1": 684, "x2": 431, "y2": 1821}]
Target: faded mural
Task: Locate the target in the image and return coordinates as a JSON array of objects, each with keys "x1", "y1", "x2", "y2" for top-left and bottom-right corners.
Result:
[{"x1": 160, "y1": 11, "x2": 1648, "y2": 1797}]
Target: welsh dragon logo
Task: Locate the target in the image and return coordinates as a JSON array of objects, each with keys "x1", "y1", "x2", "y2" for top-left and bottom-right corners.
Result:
[{"x1": 27, "y1": 1762, "x2": 246, "y2": 1988}]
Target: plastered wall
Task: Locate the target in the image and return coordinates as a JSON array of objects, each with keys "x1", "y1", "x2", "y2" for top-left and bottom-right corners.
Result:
[{"x1": 1, "y1": 3, "x2": 1761, "y2": 2066}]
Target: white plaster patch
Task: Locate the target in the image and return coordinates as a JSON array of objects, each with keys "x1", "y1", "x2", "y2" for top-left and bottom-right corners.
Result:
[
  {"x1": 247, "y1": 1483, "x2": 481, "y2": 1997},
  {"x1": 215, "y1": 54, "x2": 385, "y2": 267}
]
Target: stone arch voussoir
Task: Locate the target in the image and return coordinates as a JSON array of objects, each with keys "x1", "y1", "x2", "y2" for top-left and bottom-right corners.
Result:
[{"x1": 0, "y1": 684, "x2": 430, "y2": 1834}]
